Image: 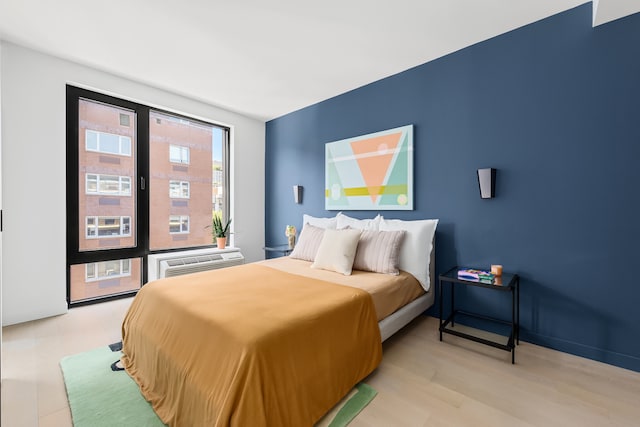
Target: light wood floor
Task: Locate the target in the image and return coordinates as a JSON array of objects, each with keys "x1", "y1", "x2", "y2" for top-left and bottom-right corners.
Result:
[{"x1": 2, "y1": 297, "x2": 640, "y2": 426}]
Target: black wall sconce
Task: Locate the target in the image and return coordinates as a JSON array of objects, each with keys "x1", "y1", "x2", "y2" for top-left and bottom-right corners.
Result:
[
  {"x1": 477, "y1": 168, "x2": 496, "y2": 199},
  {"x1": 293, "y1": 185, "x2": 303, "y2": 204}
]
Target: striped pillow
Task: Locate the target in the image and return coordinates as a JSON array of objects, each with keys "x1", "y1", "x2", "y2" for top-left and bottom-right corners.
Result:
[
  {"x1": 353, "y1": 230, "x2": 406, "y2": 275},
  {"x1": 289, "y1": 223, "x2": 325, "y2": 262}
]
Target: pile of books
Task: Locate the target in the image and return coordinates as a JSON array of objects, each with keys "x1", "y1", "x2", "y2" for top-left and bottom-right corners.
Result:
[{"x1": 457, "y1": 268, "x2": 495, "y2": 284}]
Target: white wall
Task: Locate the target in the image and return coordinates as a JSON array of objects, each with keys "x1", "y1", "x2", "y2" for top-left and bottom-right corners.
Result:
[
  {"x1": 0, "y1": 42, "x2": 265, "y2": 326},
  {"x1": 0, "y1": 43, "x2": 4, "y2": 344}
]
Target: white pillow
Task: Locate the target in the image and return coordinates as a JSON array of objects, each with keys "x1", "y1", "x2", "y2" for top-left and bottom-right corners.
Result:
[
  {"x1": 336, "y1": 212, "x2": 381, "y2": 231},
  {"x1": 289, "y1": 223, "x2": 325, "y2": 262},
  {"x1": 303, "y1": 213, "x2": 338, "y2": 229},
  {"x1": 378, "y1": 218, "x2": 438, "y2": 290},
  {"x1": 311, "y1": 228, "x2": 362, "y2": 275}
]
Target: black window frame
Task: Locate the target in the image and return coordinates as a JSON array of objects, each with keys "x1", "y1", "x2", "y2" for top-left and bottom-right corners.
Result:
[{"x1": 66, "y1": 85, "x2": 230, "y2": 308}]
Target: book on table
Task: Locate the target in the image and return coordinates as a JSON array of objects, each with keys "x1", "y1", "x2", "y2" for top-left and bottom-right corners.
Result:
[{"x1": 457, "y1": 268, "x2": 495, "y2": 284}]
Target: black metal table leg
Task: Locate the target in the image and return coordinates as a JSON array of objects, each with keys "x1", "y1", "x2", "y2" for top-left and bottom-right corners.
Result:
[
  {"x1": 439, "y1": 278, "x2": 443, "y2": 341},
  {"x1": 516, "y1": 276, "x2": 520, "y2": 345},
  {"x1": 512, "y1": 285, "x2": 516, "y2": 364},
  {"x1": 451, "y1": 282, "x2": 455, "y2": 327}
]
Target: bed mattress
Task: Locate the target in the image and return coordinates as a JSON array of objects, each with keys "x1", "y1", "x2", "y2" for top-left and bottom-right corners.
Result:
[{"x1": 259, "y1": 257, "x2": 425, "y2": 321}]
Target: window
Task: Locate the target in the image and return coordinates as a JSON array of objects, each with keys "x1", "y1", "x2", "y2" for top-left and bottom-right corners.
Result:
[
  {"x1": 119, "y1": 113, "x2": 131, "y2": 127},
  {"x1": 67, "y1": 86, "x2": 230, "y2": 306},
  {"x1": 86, "y1": 174, "x2": 131, "y2": 196},
  {"x1": 70, "y1": 258, "x2": 141, "y2": 302},
  {"x1": 86, "y1": 130, "x2": 132, "y2": 156},
  {"x1": 85, "y1": 259, "x2": 131, "y2": 281},
  {"x1": 169, "y1": 181, "x2": 190, "y2": 198},
  {"x1": 86, "y1": 216, "x2": 131, "y2": 238},
  {"x1": 169, "y1": 215, "x2": 189, "y2": 234},
  {"x1": 150, "y1": 111, "x2": 228, "y2": 251},
  {"x1": 169, "y1": 144, "x2": 189, "y2": 164}
]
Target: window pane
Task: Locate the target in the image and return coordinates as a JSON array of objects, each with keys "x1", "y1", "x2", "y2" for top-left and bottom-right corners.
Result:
[
  {"x1": 150, "y1": 111, "x2": 225, "y2": 250},
  {"x1": 181, "y1": 216, "x2": 189, "y2": 232},
  {"x1": 169, "y1": 181, "x2": 180, "y2": 197},
  {"x1": 100, "y1": 133, "x2": 120, "y2": 154},
  {"x1": 98, "y1": 260, "x2": 121, "y2": 276},
  {"x1": 169, "y1": 145, "x2": 181, "y2": 163},
  {"x1": 98, "y1": 217, "x2": 120, "y2": 236},
  {"x1": 121, "y1": 136, "x2": 132, "y2": 156},
  {"x1": 169, "y1": 215, "x2": 181, "y2": 233},
  {"x1": 99, "y1": 175, "x2": 120, "y2": 193},
  {"x1": 86, "y1": 263, "x2": 95, "y2": 278},
  {"x1": 78, "y1": 99, "x2": 136, "y2": 251},
  {"x1": 70, "y1": 258, "x2": 142, "y2": 303},
  {"x1": 212, "y1": 127, "x2": 225, "y2": 215},
  {"x1": 86, "y1": 174, "x2": 98, "y2": 193},
  {"x1": 121, "y1": 177, "x2": 131, "y2": 195},
  {"x1": 86, "y1": 130, "x2": 98, "y2": 151},
  {"x1": 86, "y1": 217, "x2": 96, "y2": 237},
  {"x1": 122, "y1": 217, "x2": 130, "y2": 235}
]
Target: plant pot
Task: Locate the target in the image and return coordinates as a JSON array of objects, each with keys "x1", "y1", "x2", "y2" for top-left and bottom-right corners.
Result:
[{"x1": 216, "y1": 237, "x2": 227, "y2": 249}]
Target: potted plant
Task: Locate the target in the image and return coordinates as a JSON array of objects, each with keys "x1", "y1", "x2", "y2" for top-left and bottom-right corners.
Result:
[{"x1": 212, "y1": 214, "x2": 232, "y2": 249}]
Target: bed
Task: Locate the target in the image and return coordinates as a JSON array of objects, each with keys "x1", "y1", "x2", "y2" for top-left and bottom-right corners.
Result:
[{"x1": 121, "y1": 215, "x2": 437, "y2": 426}]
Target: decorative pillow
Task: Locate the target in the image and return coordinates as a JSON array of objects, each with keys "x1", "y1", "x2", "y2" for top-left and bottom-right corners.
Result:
[
  {"x1": 311, "y1": 228, "x2": 362, "y2": 275},
  {"x1": 378, "y1": 218, "x2": 439, "y2": 290},
  {"x1": 289, "y1": 224, "x2": 325, "y2": 262},
  {"x1": 336, "y1": 212, "x2": 381, "y2": 231},
  {"x1": 303, "y1": 213, "x2": 338, "y2": 229},
  {"x1": 353, "y1": 230, "x2": 406, "y2": 275}
]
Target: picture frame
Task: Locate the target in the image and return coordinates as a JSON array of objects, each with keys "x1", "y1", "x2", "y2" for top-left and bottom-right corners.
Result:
[{"x1": 325, "y1": 125, "x2": 413, "y2": 210}]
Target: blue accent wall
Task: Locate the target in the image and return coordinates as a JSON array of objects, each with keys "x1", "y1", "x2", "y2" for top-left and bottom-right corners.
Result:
[{"x1": 265, "y1": 4, "x2": 640, "y2": 371}]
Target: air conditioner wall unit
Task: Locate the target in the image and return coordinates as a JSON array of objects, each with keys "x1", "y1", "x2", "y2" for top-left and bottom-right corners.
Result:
[{"x1": 148, "y1": 247, "x2": 244, "y2": 281}]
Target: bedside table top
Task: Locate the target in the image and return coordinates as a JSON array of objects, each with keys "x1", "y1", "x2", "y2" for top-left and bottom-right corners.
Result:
[
  {"x1": 440, "y1": 266, "x2": 518, "y2": 290},
  {"x1": 263, "y1": 244, "x2": 293, "y2": 253}
]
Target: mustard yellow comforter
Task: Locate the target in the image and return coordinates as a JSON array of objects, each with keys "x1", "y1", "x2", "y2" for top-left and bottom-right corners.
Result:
[{"x1": 121, "y1": 263, "x2": 382, "y2": 426}]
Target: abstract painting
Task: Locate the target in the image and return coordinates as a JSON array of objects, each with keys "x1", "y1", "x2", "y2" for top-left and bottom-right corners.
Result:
[{"x1": 325, "y1": 125, "x2": 413, "y2": 210}]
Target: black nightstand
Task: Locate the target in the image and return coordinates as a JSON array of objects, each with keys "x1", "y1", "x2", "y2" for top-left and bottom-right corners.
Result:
[
  {"x1": 263, "y1": 244, "x2": 293, "y2": 258},
  {"x1": 438, "y1": 266, "x2": 520, "y2": 363}
]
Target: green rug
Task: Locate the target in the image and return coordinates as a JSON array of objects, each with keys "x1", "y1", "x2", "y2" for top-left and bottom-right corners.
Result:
[{"x1": 60, "y1": 344, "x2": 376, "y2": 427}]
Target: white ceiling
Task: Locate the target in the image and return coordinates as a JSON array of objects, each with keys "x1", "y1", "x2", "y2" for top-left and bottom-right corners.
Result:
[
  {"x1": 0, "y1": 1, "x2": 637, "y2": 121},
  {"x1": 593, "y1": 0, "x2": 640, "y2": 25}
]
